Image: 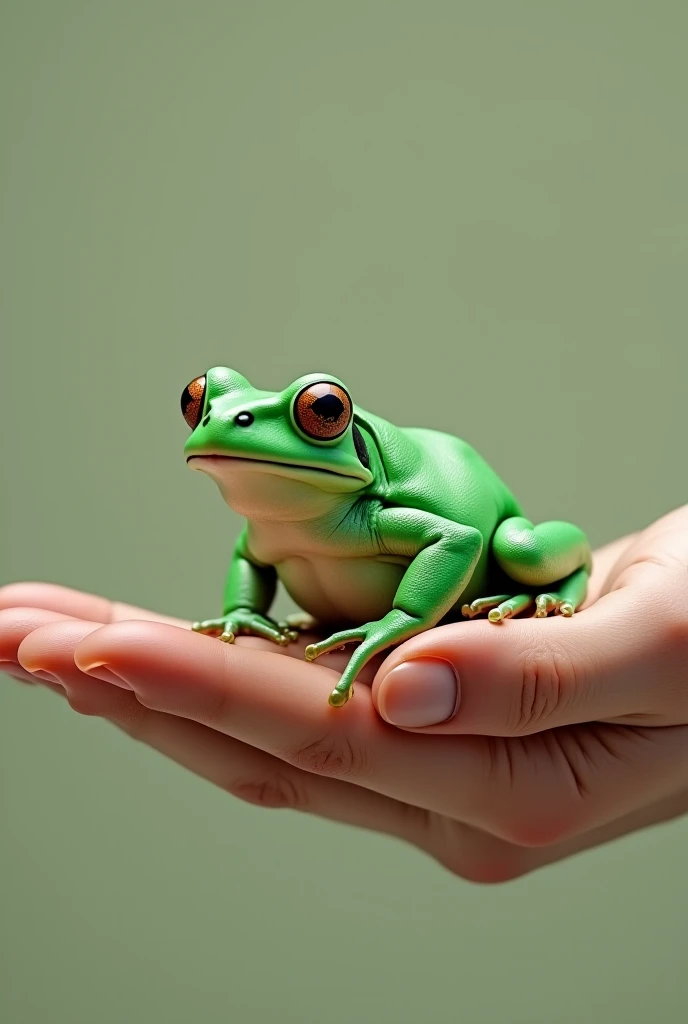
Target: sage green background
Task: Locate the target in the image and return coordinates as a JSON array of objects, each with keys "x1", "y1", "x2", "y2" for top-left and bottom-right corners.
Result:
[{"x1": 1, "y1": 2, "x2": 687, "y2": 1022}]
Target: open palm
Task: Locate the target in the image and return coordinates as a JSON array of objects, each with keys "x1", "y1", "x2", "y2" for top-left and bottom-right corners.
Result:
[{"x1": 2, "y1": 505, "x2": 687, "y2": 882}]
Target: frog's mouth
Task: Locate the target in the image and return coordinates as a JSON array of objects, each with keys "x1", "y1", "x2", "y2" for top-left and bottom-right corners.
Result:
[{"x1": 186, "y1": 452, "x2": 371, "y2": 492}]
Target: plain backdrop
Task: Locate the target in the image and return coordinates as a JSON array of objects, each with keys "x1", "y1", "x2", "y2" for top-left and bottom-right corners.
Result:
[{"x1": 1, "y1": 3, "x2": 687, "y2": 1022}]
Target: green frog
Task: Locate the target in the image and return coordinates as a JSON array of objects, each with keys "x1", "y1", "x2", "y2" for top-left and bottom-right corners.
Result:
[{"x1": 182, "y1": 368, "x2": 591, "y2": 707}]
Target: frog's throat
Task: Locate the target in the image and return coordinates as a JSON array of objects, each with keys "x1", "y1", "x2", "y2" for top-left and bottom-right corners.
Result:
[{"x1": 186, "y1": 454, "x2": 370, "y2": 494}]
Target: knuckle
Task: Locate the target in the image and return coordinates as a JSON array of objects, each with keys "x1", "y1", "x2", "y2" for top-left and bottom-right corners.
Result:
[
  {"x1": 508, "y1": 643, "x2": 578, "y2": 735},
  {"x1": 284, "y1": 731, "x2": 367, "y2": 779},
  {"x1": 228, "y1": 774, "x2": 305, "y2": 810}
]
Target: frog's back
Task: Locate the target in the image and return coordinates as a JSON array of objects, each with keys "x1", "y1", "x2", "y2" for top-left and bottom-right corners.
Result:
[{"x1": 356, "y1": 410, "x2": 521, "y2": 534}]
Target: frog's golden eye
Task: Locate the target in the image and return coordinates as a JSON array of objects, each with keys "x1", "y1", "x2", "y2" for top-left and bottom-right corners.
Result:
[
  {"x1": 181, "y1": 375, "x2": 206, "y2": 430},
  {"x1": 293, "y1": 381, "x2": 352, "y2": 440}
]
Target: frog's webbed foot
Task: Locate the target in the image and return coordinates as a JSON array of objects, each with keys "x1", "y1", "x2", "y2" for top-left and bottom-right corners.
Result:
[
  {"x1": 462, "y1": 590, "x2": 577, "y2": 624},
  {"x1": 192, "y1": 609, "x2": 297, "y2": 646},
  {"x1": 463, "y1": 567, "x2": 588, "y2": 624},
  {"x1": 304, "y1": 626, "x2": 367, "y2": 707},
  {"x1": 305, "y1": 610, "x2": 425, "y2": 708},
  {"x1": 463, "y1": 591, "x2": 575, "y2": 623}
]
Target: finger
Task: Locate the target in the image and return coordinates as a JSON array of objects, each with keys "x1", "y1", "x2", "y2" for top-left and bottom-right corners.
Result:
[
  {"x1": 70, "y1": 619, "x2": 688, "y2": 846},
  {"x1": 475, "y1": 785, "x2": 688, "y2": 882},
  {"x1": 13, "y1": 630, "x2": 686, "y2": 887},
  {"x1": 0, "y1": 528, "x2": 647, "y2": 694},
  {"x1": 0, "y1": 606, "x2": 86, "y2": 684},
  {"x1": 611, "y1": 504, "x2": 688, "y2": 579},
  {"x1": 2, "y1": 664, "x2": 42, "y2": 685},
  {"x1": 10, "y1": 616, "x2": 588, "y2": 885},
  {"x1": 73, "y1": 619, "x2": 500, "y2": 831},
  {"x1": 14, "y1": 620, "x2": 444, "y2": 864},
  {"x1": 0, "y1": 581, "x2": 188, "y2": 628},
  {"x1": 12, "y1": 617, "x2": 688, "y2": 884},
  {"x1": 12, "y1": 605, "x2": 687, "y2": 882},
  {"x1": 581, "y1": 530, "x2": 639, "y2": 606},
  {"x1": 12, "y1": 616, "x2": 687, "y2": 884},
  {"x1": 529, "y1": 785, "x2": 688, "y2": 871},
  {"x1": 371, "y1": 560, "x2": 688, "y2": 736},
  {"x1": 0, "y1": 581, "x2": 385, "y2": 682}
]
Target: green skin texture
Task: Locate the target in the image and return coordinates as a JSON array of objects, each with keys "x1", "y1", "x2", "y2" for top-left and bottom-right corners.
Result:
[{"x1": 184, "y1": 368, "x2": 592, "y2": 708}]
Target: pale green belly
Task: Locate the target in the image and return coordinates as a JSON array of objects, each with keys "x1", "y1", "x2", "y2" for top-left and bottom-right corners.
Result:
[
  {"x1": 276, "y1": 555, "x2": 410, "y2": 625},
  {"x1": 276, "y1": 550, "x2": 493, "y2": 626}
]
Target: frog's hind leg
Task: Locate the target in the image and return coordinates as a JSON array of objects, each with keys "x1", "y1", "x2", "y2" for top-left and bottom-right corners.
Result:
[{"x1": 492, "y1": 516, "x2": 592, "y2": 620}]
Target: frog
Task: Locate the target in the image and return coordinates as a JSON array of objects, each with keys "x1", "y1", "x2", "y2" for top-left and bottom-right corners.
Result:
[{"x1": 182, "y1": 368, "x2": 592, "y2": 708}]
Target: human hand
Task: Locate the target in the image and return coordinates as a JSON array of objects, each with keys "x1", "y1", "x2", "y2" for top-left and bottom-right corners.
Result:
[{"x1": 2, "y1": 505, "x2": 687, "y2": 883}]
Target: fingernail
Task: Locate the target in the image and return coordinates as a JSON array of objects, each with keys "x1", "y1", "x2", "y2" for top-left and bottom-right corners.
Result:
[
  {"x1": 80, "y1": 663, "x2": 133, "y2": 690},
  {"x1": 378, "y1": 658, "x2": 459, "y2": 727}
]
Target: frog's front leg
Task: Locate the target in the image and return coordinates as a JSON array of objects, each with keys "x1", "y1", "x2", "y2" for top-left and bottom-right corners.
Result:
[
  {"x1": 192, "y1": 527, "x2": 296, "y2": 646},
  {"x1": 305, "y1": 509, "x2": 483, "y2": 707}
]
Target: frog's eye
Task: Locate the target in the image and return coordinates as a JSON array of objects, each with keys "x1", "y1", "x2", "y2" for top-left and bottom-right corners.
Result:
[
  {"x1": 293, "y1": 381, "x2": 352, "y2": 440},
  {"x1": 181, "y1": 375, "x2": 206, "y2": 430}
]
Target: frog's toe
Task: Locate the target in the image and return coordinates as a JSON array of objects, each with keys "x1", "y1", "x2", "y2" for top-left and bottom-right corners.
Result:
[
  {"x1": 192, "y1": 618, "x2": 226, "y2": 636},
  {"x1": 276, "y1": 622, "x2": 302, "y2": 643},
  {"x1": 219, "y1": 629, "x2": 236, "y2": 643},
  {"x1": 489, "y1": 594, "x2": 534, "y2": 623},
  {"x1": 328, "y1": 686, "x2": 354, "y2": 708},
  {"x1": 304, "y1": 628, "x2": 365, "y2": 662},
  {"x1": 535, "y1": 593, "x2": 560, "y2": 617},
  {"x1": 462, "y1": 595, "x2": 511, "y2": 619},
  {"x1": 535, "y1": 591, "x2": 579, "y2": 618},
  {"x1": 532, "y1": 567, "x2": 588, "y2": 619}
]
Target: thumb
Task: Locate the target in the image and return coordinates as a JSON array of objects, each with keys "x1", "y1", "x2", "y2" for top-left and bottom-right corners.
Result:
[{"x1": 371, "y1": 571, "x2": 688, "y2": 735}]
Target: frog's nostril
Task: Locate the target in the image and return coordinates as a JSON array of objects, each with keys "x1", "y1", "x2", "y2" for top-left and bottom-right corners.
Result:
[{"x1": 234, "y1": 412, "x2": 254, "y2": 427}]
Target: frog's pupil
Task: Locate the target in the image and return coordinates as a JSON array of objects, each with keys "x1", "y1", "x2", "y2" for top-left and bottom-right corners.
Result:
[
  {"x1": 235, "y1": 412, "x2": 254, "y2": 427},
  {"x1": 311, "y1": 394, "x2": 344, "y2": 422},
  {"x1": 181, "y1": 375, "x2": 206, "y2": 430},
  {"x1": 352, "y1": 423, "x2": 370, "y2": 468},
  {"x1": 181, "y1": 387, "x2": 194, "y2": 416}
]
